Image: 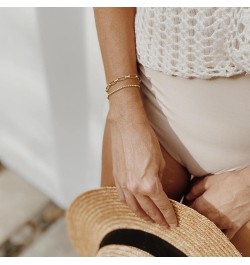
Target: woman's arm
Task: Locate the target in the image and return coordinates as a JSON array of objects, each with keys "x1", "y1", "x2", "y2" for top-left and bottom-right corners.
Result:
[
  {"x1": 94, "y1": 7, "x2": 145, "y2": 117},
  {"x1": 94, "y1": 7, "x2": 177, "y2": 228}
]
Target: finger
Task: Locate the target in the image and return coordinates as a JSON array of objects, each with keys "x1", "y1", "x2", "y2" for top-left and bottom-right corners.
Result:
[
  {"x1": 189, "y1": 194, "x2": 216, "y2": 213},
  {"x1": 189, "y1": 197, "x2": 207, "y2": 215},
  {"x1": 185, "y1": 177, "x2": 208, "y2": 201},
  {"x1": 214, "y1": 218, "x2": 232, "y2": 231},
  {"x1": 135, "y1": 194, "x2": 169, "y2": 228},
  {"x1": 150, "y1": 188, "x2": 178, "y2": 227},
  {"x1": 123, "y1": 189, "x2": 153, "y2": 223},
  {"x1": 189, "y1": 198, "x2": 231, "y2": 230}
]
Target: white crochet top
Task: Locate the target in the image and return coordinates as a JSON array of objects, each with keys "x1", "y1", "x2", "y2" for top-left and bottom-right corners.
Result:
[{"x1": 135, "y1": 7, "x2": 250, "y2": 79}]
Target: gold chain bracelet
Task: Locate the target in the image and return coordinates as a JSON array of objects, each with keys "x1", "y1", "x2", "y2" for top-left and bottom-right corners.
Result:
[
  {"x1": 107, "y1": 84, "x2": 141, "y2": 99},
  {"x1": 105, "y1": 74, "x2": 141, "y2": 93}
]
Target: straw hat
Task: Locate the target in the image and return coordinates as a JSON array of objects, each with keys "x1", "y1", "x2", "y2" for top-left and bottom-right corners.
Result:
[{"x1": 66, "y1": 187, "x2": 241, "y2": 257}]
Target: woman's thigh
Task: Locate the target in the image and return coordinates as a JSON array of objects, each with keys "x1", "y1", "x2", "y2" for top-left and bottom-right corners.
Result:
[
  {"x1": 101, "y1": 118, "x2": 249, "y2": 256},
  {"x1": 101, "y1": 118, "x2": 191, "y2": 201},
  {"x1": 231, "y1": 221, "x2": 250, "y2": 257}
]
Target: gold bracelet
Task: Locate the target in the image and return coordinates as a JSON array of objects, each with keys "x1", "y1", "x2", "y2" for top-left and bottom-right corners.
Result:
[
  {"x1": 105, "y1": 74, "x2": 141, "y2": 93},
  {"x1": 107, "y1": 84, "x2": 140, "y2": 99}
]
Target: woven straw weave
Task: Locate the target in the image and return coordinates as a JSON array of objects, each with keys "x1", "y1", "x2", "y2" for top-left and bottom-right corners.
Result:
[
  {"x1": 66, "y1": 187, "x2": 241, "y2": 257},
  {"x1": 135, "y1": 7, "x2": 250, "y2": 79}
]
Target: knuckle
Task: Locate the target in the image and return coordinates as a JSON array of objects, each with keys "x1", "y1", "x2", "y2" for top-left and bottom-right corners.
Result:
[
  {"x1": 142, "y1": 186, "x2": 154, "y2": 195},
  {"x1": 127, "y1": 182, "x2": 140, "y2": 194},
  {"x1": 160, "y1": 206, "x2": 170, "y2": 215},
  {"x1": 141, "y1": 182, "x2": 157, "y2": 195},
  {"x1": 146, "y1": 210, "x2": 157, "y2": 221},
  {"x1": 228, "y1": 220, "x2": 237, "y2": 230},
  {"x1": 146, "y1": 208, "x2": 160, "y2": 220}
]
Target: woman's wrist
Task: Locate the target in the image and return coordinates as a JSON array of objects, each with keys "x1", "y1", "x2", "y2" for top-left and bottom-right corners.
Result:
[
  {"x1": 108, "y1": 106, "x2": 148, "y2": 125},
  {"x1": 107, "y1": 77, "x2": 141, "y2": 103},
  {"x1": 107, "y1": 94, "x2": 149, "y2": 125},
  {"x1": 107, "y1": 77, "x2": 148, "y2": 122}
]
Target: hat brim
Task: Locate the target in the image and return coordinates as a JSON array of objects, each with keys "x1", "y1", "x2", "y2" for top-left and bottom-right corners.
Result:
[{"x1": 66, "y1": 187, "x2": 241, "y2": 257}]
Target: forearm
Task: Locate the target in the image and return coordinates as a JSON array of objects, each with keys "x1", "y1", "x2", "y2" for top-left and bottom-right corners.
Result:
[{"x1": 94, "y1": 7, "x2": 146, "y2": 120}]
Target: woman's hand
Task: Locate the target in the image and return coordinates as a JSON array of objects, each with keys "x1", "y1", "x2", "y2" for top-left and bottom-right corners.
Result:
[
  {"x1": 94, "y1": 7, "x2": 177, "y2": 227},
  {"x1": 107, "y1": 107, "x2": 178, "y2": 228},
  {"x1": 185, "y1": 167, "x2": 250, "y2": 239}
]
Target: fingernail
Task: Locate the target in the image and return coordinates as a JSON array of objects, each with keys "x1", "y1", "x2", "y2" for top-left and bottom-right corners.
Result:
[{"x1": 169, "y1": 223, "x2": 177, "y2": 228}]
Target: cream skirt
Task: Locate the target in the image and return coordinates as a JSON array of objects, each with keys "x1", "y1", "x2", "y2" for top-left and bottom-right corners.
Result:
[{"x1": 138, "y1": 63, "x2": 250, "y2": 177}]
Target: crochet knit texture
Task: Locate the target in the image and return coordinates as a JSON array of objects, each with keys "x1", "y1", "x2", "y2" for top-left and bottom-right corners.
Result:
[{"x1": 135, "y1": 7, "x2": 250, "y2": 79}]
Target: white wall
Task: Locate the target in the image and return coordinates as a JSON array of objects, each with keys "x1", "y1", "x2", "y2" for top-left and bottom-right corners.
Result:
[{"x1": 0, "y1": 7, "x2": 108, "y2": 208}]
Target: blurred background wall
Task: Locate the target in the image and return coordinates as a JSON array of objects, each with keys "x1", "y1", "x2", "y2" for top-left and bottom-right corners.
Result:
[{"x1": 0, "y1": 7, "x2": 107, "y2": 208}]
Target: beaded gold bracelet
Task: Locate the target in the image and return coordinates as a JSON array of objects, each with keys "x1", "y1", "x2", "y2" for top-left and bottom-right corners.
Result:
[
  {"x1": 105, "y1": 74, "x2": 141, "y2": 93},
  {"x1": 107, "y1": 84, "x2": 140, "y2": 99}
]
